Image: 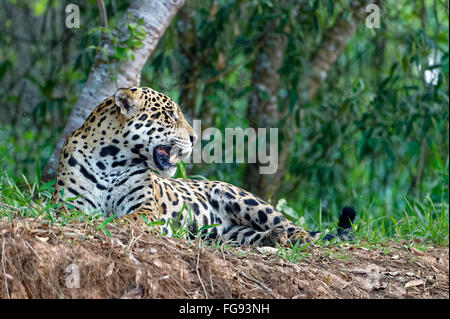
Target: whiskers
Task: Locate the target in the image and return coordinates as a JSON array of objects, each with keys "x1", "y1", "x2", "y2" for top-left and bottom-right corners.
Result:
[
  {"x1": 172, "y1": 137, "x2": 191, "y2": 151},
  {"x1": 171, "y1": 137, "x2": 193, "y2": 161}
]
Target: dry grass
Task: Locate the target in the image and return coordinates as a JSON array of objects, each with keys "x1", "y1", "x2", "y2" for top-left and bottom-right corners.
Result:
[{"x1": 0, "y1": 218, "x2": 448, "y2": 299}]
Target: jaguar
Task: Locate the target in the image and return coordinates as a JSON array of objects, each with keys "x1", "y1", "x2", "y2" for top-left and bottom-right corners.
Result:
[{"x1": 52, "y1": 87, "x2": 355, "y2": 246}]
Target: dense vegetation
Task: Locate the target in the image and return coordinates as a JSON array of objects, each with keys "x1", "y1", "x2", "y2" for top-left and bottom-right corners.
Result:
[{"x1": 0, "y1": 0, "x2": 448, "y2": 245}]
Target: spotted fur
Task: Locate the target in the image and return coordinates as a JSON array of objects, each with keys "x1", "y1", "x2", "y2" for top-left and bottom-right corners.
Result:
[{"x1": 52, "y1": 87, "x2": 355, "y2": 246}]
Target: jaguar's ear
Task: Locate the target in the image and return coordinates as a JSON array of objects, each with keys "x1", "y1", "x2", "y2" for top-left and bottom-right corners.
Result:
[{"x1": 114, "y1": 88, "x2": 137, "y2": 117}]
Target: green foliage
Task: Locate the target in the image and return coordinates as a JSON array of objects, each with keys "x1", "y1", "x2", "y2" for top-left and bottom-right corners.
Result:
[
  {"x1": 88, "y1": 17, "x2": 147, "y2": 85},
  {"x1": 275, "y1": 240, "x2": 312, "y2": 264}
]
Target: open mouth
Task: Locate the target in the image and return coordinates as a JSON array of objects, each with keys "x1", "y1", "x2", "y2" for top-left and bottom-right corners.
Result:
[{"x1": 153, "y1": 145, "x2": 178, "y2": 170}]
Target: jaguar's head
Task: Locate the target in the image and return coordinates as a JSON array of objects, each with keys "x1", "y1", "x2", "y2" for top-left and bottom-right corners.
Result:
[{"x1": 114, "y1": 87, "x2": 197, "y2": 177}]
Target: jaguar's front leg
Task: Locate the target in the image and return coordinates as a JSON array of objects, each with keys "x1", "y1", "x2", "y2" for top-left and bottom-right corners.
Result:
[{"x1": 117, "y1": 201, "x2": 162, "y2": 236}]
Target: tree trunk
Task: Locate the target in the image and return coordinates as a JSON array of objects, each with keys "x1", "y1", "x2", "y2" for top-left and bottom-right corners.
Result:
[
  {"x1": 303, "y1": 0, "x2": 371, "y2": 101},
  {"x1": 244, "y1": 0, "x2": 372, "y2": 200},
  {"x1": 42, "y1": 0, "x2": 185, "y2": 181},
  {"x1": 243, "y1": 30, "x2": 288, "y2": 200},
  {"x1": 176, "y1": 2, "x2": 199, "y2": 124}
]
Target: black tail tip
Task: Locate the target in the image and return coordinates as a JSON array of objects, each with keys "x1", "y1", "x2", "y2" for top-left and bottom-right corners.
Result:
[{"x1": 338, "y1": 206, "x2": 356, "y2": 229}]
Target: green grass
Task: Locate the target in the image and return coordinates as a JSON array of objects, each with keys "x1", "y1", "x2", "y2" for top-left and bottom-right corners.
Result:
[
  {"x1": 1, "y1": 169, "x2": 448, "y2": 255},
  {"x1": 0, "y1": 170, "x2": 113, "y2": 236},
  {"x1": 0, "y1": 168, "x2": 223, "y2": 244},
  {"x1": 350, "y1": 196, "x2": 449, "y2": 246},
  {"x1": 276, "y1": 193, "x2": 449, "y2": 248}
]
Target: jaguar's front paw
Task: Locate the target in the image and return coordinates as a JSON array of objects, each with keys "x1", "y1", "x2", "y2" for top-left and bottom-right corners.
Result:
[
  {"x1": 288, "y1": 228, "x2": 312, "y2": 245},
  {"x1": 261, "y1": 228, "x2": 288, "y2": 247}
]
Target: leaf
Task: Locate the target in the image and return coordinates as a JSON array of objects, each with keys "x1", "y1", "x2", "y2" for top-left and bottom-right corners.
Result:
[
  {"x1": 105, "y1": 263, "x2": 114, "y2": 277},
  {"x1": 410, "y1": 246, "x2": 425, "y2": 256},
  {"x1": 198, "y1": 223, "x2": 220, "y2": 232},
  {"x1": 405, "y1": 279, "x2": 425, "y2": 288},
  {"x1": 98, "y1": 215, "x2": 114, "y2": 231},
  {"x1": 38, "y1": 180, "x2": 55, "y2": 192},
  {"x1": 256, "y1": 246, "x2": 279, "y2": 254},
  {"x1": 276, "y1": 198, "x2": 299, "y2": 220},
  {"x1": 0, "y1": 60, "x2": 12, "y2": 80},
  {"x1": 36, "y1": 161, "x2": 42, "y2": 186}
]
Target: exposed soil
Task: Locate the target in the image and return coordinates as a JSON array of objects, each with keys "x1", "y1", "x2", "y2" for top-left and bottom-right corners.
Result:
[{"x1": 0, "y1": 218, "x2": 448, "y2": 299}]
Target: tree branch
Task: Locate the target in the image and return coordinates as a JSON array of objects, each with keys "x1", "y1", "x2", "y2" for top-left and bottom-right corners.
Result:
[
  {"x1": 303, "y1": 0, "x2": 371, "y2": 102},
  {"x1": 96, "y1": 0, "x2": 109, "y2": 30}
]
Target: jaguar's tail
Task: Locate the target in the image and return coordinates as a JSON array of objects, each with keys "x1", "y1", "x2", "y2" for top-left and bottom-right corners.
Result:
[{"x1": 309, "y1": 206, "x2": 356, "y2": 241}]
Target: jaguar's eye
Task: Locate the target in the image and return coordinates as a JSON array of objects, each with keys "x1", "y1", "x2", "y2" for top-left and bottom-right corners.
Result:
[{"x1": 168, "y1": 111, "x2": 177, "y2": 122}]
